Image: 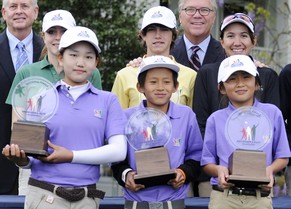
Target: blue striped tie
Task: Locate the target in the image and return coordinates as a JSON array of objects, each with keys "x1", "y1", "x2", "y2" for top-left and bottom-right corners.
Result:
[
  {"x1": 190, "y1": 46, "x2": 201, "y2": 71},
  {"x1": 16, "y1": 42, "x2": 29, "y2": 71}
]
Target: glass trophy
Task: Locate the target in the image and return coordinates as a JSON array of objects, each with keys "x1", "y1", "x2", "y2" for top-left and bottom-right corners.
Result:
[
  {"x1": 125, "y1": 108, "x2": 175, "y2": 188},
  {"x1": 225, "y1": 106, "x2": 272, "y2": 188},
  {"x1": 11, "y1": 76, "x2": 59, "y2": 156}
]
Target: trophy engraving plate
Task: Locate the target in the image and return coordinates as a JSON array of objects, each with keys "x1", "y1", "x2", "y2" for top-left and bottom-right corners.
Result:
[
  {"x1": 225, "y1": 106, "x2": 272, "y2": 188},
  {"x1": 125, "y1": 108, "x2": 175, "y2": 187},
  {"x1": 11, "y1": 76, "x2": 59, "y2": 156}
]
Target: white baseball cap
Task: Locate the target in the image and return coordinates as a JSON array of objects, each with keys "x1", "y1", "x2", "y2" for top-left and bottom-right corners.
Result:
[
  {"x1": 42, "y1": 10, "x2": 76, "y2": 32},
  {"x1": 141, "y1": 6, "x2": 176, "y2": 31},
  {"x1": 59, "y1": 26, "x2": 101, "y2": 53},
  {"x1": 217, "y1": 55, "x2": 259, "y2": 83},
  {"x1": 220, "y1": 13, "x2": 254, "y2": 33},
  {"x1": 138, "y1": 55, "x2": 179, "y2": 77}
]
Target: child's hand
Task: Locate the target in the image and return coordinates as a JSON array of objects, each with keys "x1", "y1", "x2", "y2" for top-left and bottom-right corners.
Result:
[
  {"x1": 38, "y1": 140, "x2": 73, "y2": 163},
  {"x1": 125, "y1": 171, "x2": 145, "y2": 192},
  {"x1": 217, "y1": 165, "x2": 233, "y2": 189},
  {"x1": 254, "y1": 59, "x2": 269, "y2": 68},
  {"x1": 168, "y1": 169, "x2": 185, "y2": 189},
  {"x1": 259, "y1": 166, "x2": 274, "y2": 192},
  {"x1": 126, "y1": 57, "x2": 143, "y2": 68},
  {"x1": 2, "y1": 144, "x2": 29, "y2": 166}
]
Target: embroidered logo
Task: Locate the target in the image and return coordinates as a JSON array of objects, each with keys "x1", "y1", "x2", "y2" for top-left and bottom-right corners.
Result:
[
  {"x1": 151, "y1": 11, "x2": 163, "y2": 18},
  {"x1": 154, "y1": 57, "x2": 166, "y2": 64},
  {"x1": 78, "y1": 31, "x2": 90, "y2": 38},
  {"x1": 94, "y1": 109, "x2": 102, "y2": 118},
  {"x1": 51, "y1": 14, "x2": 63, "y2": 21},
  {"x1": 172, "y1": 138, "x2": 181, "y2": 146},
  {"x1": 230, "y1": 59, "x2": 244, "y2": 68}
]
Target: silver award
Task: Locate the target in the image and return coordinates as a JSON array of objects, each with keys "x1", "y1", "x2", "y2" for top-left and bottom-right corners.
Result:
[
  {"x1": 125, "y1": 108, "x2": 175, "y2": 187},
  {"x1": 226, "y1": 106, "x2": 272, "y2": 188},
  {"x1": 11, "y1": 76, "x2": 59, "y2": 156}
]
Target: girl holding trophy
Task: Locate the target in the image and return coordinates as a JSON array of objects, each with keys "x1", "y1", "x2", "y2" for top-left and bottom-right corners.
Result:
[
  {"x1": 3, "y1": 26, "x2": 127, "y2": 209},
  {"x1": 201, "y1": 55, "x2": 291, "y2": 209}
]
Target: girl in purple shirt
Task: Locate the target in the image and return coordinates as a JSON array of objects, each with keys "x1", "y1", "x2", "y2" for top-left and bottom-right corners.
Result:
[
  {"x1": 201, "y1": 54, "x2": 291, "y2": 209},
  {"x1": 3, "y1": 26, "x2": 127, "y2": 209}
]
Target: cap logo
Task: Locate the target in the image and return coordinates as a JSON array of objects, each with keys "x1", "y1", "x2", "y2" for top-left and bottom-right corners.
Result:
[
  {"x1": 151, "y1": 11, "x2": 163, "y2": 19},
  {"x1": 51, "y1": 14, "x2": 63, "y2": 21},
  {"x1": 154, "y1": 57, "x2": 166, "y2": 63},
  {"x1": 78, "y1": 31, "x2": 90, "y2": 38},
  {"x1": 231, "y1": 59, "x2": 244, "y2": 68}
]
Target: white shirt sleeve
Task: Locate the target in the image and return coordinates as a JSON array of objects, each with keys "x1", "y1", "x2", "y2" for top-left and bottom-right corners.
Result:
[{"x1": 71, "y1": 134, "x2": 127, "y2": 165}]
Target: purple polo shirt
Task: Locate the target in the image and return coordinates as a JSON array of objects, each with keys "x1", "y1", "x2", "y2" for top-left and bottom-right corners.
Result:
[
  {"x1": 124, "y1": 100, "x2": 203, "y2": 202},
  {"x1": 30, "y1": 82, "x2": 127, "y2": 187},
  {"x1": 201, "y1": 99, "x2": 291, "y2": 186}
]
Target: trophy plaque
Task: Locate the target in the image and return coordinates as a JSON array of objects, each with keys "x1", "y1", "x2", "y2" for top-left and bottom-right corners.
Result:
[
  {"x1": 125, "y1": 108, "x2": 175, "y2": 188},
  {"x1": 11, "y1": 76, "x2": 59, "y2": 157},
  {"x1": 225, "y1": 106, "x2": 272, "y2": 188}
]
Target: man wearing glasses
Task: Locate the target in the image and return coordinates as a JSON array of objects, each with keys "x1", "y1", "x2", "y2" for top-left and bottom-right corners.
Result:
[
  {"x1": 171, "y1": 0, "x2": 226, "y2": 197},
  {"x1": 171, "y1": 0, "x2": 225, "y2": 71}
]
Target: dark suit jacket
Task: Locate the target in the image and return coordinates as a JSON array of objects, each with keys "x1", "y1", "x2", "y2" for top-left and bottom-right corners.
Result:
[
  {"x1": 0, "y1": 29, "x2": 43, "y2": 194},
  {"x1": 279, "y1": 64, "x2": 291, "y2": 165},
  {"x1": 170, "y1": 35, "x2": 226, "y2": 70}
]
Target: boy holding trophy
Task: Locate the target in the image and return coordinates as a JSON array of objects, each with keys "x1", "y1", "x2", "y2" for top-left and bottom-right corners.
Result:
[{"x1": 112, "y1": 55, "x2": 203, "y2": 209}]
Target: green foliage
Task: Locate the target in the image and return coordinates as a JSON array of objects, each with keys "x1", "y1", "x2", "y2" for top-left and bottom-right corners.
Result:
[{"x1": 1, "y1": 0, "x2": 149, "y2": 90}]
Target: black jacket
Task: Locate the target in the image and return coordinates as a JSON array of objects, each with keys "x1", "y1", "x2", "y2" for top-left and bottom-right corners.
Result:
[
  {"x1": 279, "y1": 64, "x2": 291, "y2": 165},
  {"x1": 0, "y1": 29, "x2": 43, "y2": 194},
  {"x1": 170, "y1": 35, "x2": 226, "y2": 70}
]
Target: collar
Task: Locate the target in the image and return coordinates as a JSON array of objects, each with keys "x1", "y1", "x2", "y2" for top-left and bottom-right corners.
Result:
[
  {"x1": 55, "y1": 80, "x2": 99, "y2": 95},
  {"x1": 139, "y1": 100, "x2": 180, "y2": 120},
  {"x1": 183, "y1": 34, "x2": 211, "y2": 53},
  {"x1": 227, "y1": 98, "x2": 259, "y2": 112},
  {"x1": 143, "y1": 54, "x2": 178, "y2": 63},
  {"x1": 6, "y1": 28, "x2": 33, "y2": 52},
  {"x1": 38, "y1": 55, "x2": 52, "y2": 69}
]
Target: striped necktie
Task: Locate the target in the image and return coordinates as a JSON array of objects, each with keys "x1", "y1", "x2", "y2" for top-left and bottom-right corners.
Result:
[
  {"x1": 190, "y1": 46, "x2": 201, "y2": 71},
  {"x1": 15, "y1": 42, "x2": 29, "y2": 71}
]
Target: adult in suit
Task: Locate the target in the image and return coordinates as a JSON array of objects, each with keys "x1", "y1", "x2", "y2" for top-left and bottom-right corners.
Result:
[
  {"x1": 193, "y1": 13, "x2": 280, "y2": 198},
  {"x1": 0, "y1": 0, "x2": 43, "y2": 194},
  {"x1": 171, "y1": 0, "x2": 225, "y2": 71},
  {"x1": 170, "y1": 0, "x2": 225, "y2": 197}
]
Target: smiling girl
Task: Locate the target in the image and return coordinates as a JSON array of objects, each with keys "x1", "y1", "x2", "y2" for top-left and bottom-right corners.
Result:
[
  {"x1": 3, "y1": 26, "x2": 127, "y2": 209},
  {"x1": 201, "y1": 55, "x2": 290, "y2": 209}
]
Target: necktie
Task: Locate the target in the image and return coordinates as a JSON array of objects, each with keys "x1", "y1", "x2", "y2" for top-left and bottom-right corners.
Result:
[
  {"x1": 16, "y1": 42, "x2": 29, "y2": 71},
  {"x1": 190, "y1": 46, "x2": 201, "y2": 71}
]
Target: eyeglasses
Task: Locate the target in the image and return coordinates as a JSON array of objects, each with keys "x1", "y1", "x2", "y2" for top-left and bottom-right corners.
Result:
[
  {"x1": 182, "y1": 7, "x2": 214, "y2": 16},
  {"x1": 222, "y1": 13, "x2": 254, "y2": 25}
]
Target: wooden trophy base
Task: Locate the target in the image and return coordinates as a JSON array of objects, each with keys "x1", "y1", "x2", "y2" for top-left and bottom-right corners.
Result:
[
  {"x1": 135, "y1": 146, "x2": 175, "y2": 188},
  {"x1": 228, "y1": 149, "x2": 270, "y2": 188},
  {"x1": 11, "y1": 120, "x2": 49, "y2": 157}
]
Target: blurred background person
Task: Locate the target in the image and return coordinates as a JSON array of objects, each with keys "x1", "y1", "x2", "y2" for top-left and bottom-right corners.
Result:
[{"x1": 0, "y1": 0, "x2": 43, "y2": 195}]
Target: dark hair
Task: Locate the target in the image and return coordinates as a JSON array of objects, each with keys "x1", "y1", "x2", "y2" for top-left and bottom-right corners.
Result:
[
  {"x1": 220, "y1": 23, "x2": 256, "y2": 44},
  {"x1": 138, "y1": 69, "x2": 178, "y2": 88},
  {"x1": 139, "y1": 24, "x2": 177, "y2": 49},
  {"x1": 218, "y1": 75, "x2": 261, "y2": 108}
]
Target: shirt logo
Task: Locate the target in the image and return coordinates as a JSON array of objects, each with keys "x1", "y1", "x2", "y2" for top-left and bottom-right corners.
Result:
[
  {"x1": 172, "y1": 138, "x2": 181, "y2": 146},
  {"x1": 94, "y1": 109, "x2": 102, "y2": 118}
]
